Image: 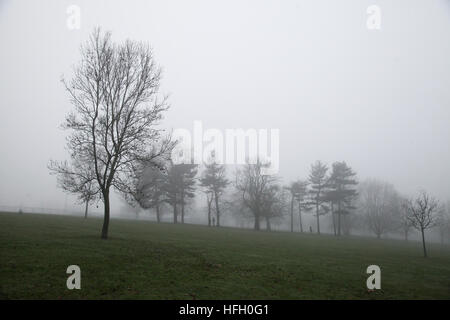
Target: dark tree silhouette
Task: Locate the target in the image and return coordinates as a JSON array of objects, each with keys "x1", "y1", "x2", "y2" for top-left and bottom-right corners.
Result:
[
  {"x1": 51, "y1": 29, "x2": 173, "y2": 238},
  {"x1": 407, "y1": 191, "x2": 438, "y2": 257}
]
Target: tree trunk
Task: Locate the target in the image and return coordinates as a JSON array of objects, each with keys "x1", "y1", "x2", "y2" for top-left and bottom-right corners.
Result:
[
  {"x1": 290, "y1": 196, "x2": 294, "y2": 232},
  {"x1": 84, "y1": 199, "x2": 89, "y2": 219},
  {"x1": 214, "y1": 191, "x2": 220, "y2": 227},
  {"x1": 254, "y1": 214, "x2": 260, "y2": 231},
  {"x1": 207, "y1": 193, "x2": 212, "y2": 226},
  {"x1": 298, "y1": 204, "x2": 303, "y2": 233},
  {"x1": 316, "y1": 203, "x2": 320, "y2": 234},
  {"x1": 101, "y1": 189, "x2": 110, "y2": 239},
  {"x1": 173, "y1": 201, "x2": 178, "y2": 224},
  {"x1": 208, "y1": 208, "x2": 211, "y2": 226},
  {"x1": 404, "y1": 229, "x2": 408, "y2": 241},
  {"x1": 266, "y1": 217, "x2": 271, "y2": 231},
  {"x1": 421, "y1": 228, "x2": 427, "y2": 258},
  {"x1": 331, "y1": 203, "x2": 336, "y2": 236},
  {"x1": 337, "y1": 201, "x2": 341, "y2": 236},
  {"x1": 181, "y1": 202, "x2": 185, "y2": 224},
  {"x1": 156, "y1": 205, "x2": 161, "y2": 223},
  {"x1": 181, "y1": 191, "x2": 185, "y2": 224}
]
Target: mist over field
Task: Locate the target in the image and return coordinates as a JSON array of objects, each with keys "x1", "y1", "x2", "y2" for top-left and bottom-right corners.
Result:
[{"x1": 0, "y1": 0, "x2": 450, "y2": 302}]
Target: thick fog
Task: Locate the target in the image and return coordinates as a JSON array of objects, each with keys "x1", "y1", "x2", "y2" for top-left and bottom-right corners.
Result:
[{"x1": 0, "y1": 0, "x2": 449, "y2": 221}]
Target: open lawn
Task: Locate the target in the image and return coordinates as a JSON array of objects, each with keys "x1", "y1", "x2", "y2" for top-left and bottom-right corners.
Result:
[{"x1": 0, "y1": 212, "x2": 449, "y2": 299}]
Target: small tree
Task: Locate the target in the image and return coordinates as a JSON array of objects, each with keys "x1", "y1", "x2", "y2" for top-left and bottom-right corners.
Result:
[
  {"x1": 327, "y1": 161, "x2": 358, "y2": 236},
  {"x1": 407, "y1": 191, "x2": 439, "y2": 257},
  {"x1": 294, "y1": 180, "x2": 311, "y2": 233},
  {"x1": 178, "y1": 164, "x2": 198, "y2": 224},
  {"x1": 286, "y1": 180, "x2": 310, "y2": 232},
  {"x1": 199, "y1": 162, "x2": 229, "y2": 227},
  {"x1": 308, "y1": 161, "x2": 329, "y2": 234},
  {"x1": 49, "y1": 157, "x2": 100, "y2": 219},
  {"x1": 163, "y1": 163, "x2": 197, "y2": 224}
]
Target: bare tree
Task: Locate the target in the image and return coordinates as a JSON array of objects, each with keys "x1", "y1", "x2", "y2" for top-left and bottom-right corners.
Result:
[
  {"x1": 49, "y1": 156, "x2": 100, "y2": 219},
  {"x1": 359, "y1": 179, "x2": 399, "y2": 239},
  {"x1": 407, "y1": 191, "x2": 439, "y2": 257},
  {"x1": 235, "y1": 161, "x2": 278, "y2": 231},
  {"x1": 52, "y1": 29, "x2": 173, "y2": 239}
]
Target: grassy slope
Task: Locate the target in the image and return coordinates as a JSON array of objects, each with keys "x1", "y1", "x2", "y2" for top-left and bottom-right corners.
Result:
[{"x1": 0, "y1": 212, "x2": 449, "y2": 299}]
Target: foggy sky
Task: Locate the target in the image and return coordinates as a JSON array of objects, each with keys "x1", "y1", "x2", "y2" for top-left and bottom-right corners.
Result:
[{"x1": 1, "y1": 0, "x2": 449, "y2": 212}]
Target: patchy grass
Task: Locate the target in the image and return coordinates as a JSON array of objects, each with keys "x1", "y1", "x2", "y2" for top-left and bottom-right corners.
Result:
[{"x1": 0, "y1": 212, "x2": 449, "y2": 299}]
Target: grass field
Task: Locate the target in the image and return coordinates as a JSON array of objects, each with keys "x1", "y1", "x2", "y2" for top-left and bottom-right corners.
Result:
[{"x1": 0, "y1": 212, "x2": 449, "y2": 299}]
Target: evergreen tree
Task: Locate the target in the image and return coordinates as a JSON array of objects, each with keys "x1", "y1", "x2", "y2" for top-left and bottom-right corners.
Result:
[
  {"x1": 327, "y1": 161, "x2": 358, "y2": 236},
  {"x1": 199, "y1": 162, "x2": 229, "y2": 227},
  {"x1": 308, "y1": 161, "x2": 329, "y2": 234},
  {"x1": 164, "y1": 163, "x2": 197, "y2": 223}
]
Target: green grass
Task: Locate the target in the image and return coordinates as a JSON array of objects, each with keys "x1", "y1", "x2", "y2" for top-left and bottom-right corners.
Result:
[{"x1": 0, "y1": 212, "x2": 449, "y2": 299}]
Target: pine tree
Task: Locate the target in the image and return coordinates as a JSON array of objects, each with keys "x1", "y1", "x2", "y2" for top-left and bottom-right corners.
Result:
[
  {"x1": 308, "y1": 161, "x2": 329, "y2": 234},
  {"x1": 286, "y1": 180, "x2": 311, "y2": 232},
  {"x1": 327, "y1": 161, "x2": 358, "y2": 236},
  {"x1": 164, "y1": 163, "x2": 197, "y2": 223},
  {"x1": 199, "y1": 162, "x2": 229, "y2": 227}
]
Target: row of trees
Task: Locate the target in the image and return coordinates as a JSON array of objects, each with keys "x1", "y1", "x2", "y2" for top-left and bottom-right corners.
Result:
[
  {"x1": 49, "y1": 29, "x2": 449, "y2": 258},
  {"x1": 124, "y1": 161, "x2": 228, "y2": 226},
  {"x1": 122, "y1": 158, "x2": 448, "y2": 258}
]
